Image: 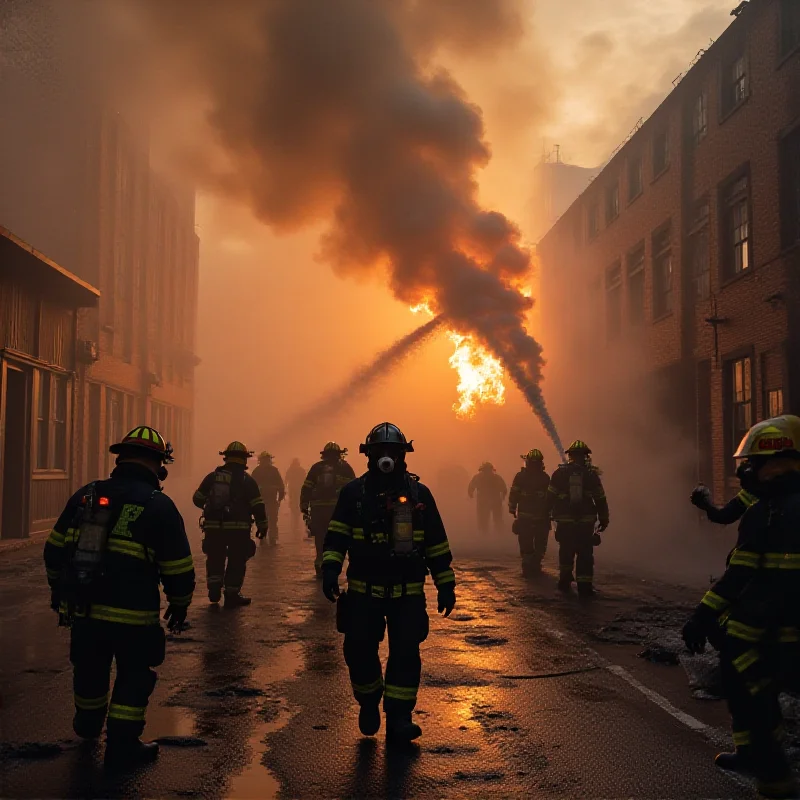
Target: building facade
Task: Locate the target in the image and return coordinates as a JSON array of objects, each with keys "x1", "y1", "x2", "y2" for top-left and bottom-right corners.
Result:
[
  {"x1": 538, "y1": 0, "x2": 800, "y2": 501},
  {"x1": 0, "y1": 228, "x2": 99, "y2": 539}
]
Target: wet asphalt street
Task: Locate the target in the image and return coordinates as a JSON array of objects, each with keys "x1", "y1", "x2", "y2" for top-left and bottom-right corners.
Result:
[{"x1": 0, "y1": 512, "x2": 758, "y2": 799}]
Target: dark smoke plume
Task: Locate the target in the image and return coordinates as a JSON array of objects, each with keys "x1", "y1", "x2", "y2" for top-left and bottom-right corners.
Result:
[
  {"x1": 123, "y1": 0, "x2": 564, "y2": 456},
  {"x1": 267, "y1": 316, "x2": 444, "y2": 445}
]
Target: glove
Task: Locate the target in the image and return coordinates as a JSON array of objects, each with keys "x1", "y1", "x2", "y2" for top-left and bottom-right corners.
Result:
[
  {"x1": 691, "y1": 485, "x2": 712, "y2": 510},
  {"x1": 437, "y1": 586, "x2": 456, "y2": 618},
  {"x1": 255, "y1": 526, "x2": 268, "y2": 540},
  {"x1": 164, "y1": 604, "x2": 188, "y2": 633},
  {"x1": 50, "y1": 588, "x2": 60, "y2": 613},
  {"x1": 592, "y1": 533, "x2": 602, "y2": 546},
  {"x1": 508, "y1": 506, "x2": 517, "y2": 518},
  {"x1": 682, "y1": 616, "x2": 708, "y2": 654},
  {"x1": 322, "y1": 570, "x2": 340, "y2": 602},
  {"x1": 597, "y1": 520, "x2": 609, "y2": 532}
]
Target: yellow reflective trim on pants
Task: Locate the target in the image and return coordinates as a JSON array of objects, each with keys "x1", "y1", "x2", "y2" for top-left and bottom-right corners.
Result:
[
  {"x1": 425, "y1": 541, "x2": 451, "y2": 559},
  {"x1": 108, "y1": 703, "x2": 146, "y2": 722},
  {"x1": 732, "y1": 730, "x2": 751, "y2": 747},
  {"x1": 328, "y1": 520, "x2": 351, "y2": 535},
  {"x1": 726, "y1": 620, "x2": 764, "y2": 643},
  {"x1": 352, "y1": 677, "x2": 384, "y2": 695},
  {"x1": 347, "y1": 581, "x2": 424, "y2": 598},
  {"x1": 322, "y1": 550, "x2": 344, "y2": 565},
  {"x1": 75, "y1": 692, "x2": 109, "y2": 711},
  {"x1": 747, "y1": 678, "x2": 772, "y2": 696},
  {"x1": 434, "y1": 569, "x2": 455, "y2": 585},
  {"x1": 732, "y1": 649, "x2": 760, "y2": 673},
  {"x1": 701, "y1": 591, "x2": 729, "y2": 612},
  {"x1": 158, "y1": 555, "x2": 194, "y2": 575},
  {"x1": 384, "y1": 684, "x2": 418, "y2": 700},
  {"x1": 576, "y1": 575, "x2": 593, "y2": 583},
  {"x1": 46, "y1": 529, "x2": 65, "y2": 547},
  {"x1": 88, "y1": 605, "x2": 160, "y2": 626},
  {"x1": 728, "y1": 549, "x2": 761, "y2": 568},
  {"x1": 167, "y1": 593, "x2": 194, "y2": 606},
  {"x1": 762, "y1": 553, "x2": 800, "y2": 569}
]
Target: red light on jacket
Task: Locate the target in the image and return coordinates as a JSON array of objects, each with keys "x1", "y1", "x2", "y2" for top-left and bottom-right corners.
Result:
[{"x1": 98, "y1": 497, "x2": 110, "y2": 507}]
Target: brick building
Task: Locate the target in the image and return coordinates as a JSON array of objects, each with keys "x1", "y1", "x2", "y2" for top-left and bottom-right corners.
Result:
[
  {"x1": 0, "y1": 228, "x2": 99, "y2": 539},
  {"x1": 0, "y1": 0, "x2": 199, "y2": 520},
  {"x1": 538, "y1": 0, "x2": 800, "y2": 502}
]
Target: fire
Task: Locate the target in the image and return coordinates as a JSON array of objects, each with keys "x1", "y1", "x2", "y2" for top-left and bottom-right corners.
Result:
[{"x1": 409, "y1": 301, "x2": 506, "y2": 417}]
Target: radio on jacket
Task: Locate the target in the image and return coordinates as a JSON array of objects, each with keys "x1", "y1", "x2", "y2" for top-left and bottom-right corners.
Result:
[{"x1": 392, "y1": 495, "x2": 413, "y2": 554}]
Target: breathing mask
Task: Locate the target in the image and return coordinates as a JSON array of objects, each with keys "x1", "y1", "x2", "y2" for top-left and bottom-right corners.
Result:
[{"x1": 377, "y1": 456, "x2": 396, "y2": 474}]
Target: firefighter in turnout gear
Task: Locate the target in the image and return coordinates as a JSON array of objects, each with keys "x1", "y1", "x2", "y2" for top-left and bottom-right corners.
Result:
[
  {"x1": 548, "y1": 440, "x2": 609, "y2": 595},
  {"x1": 192, "y1": 442, "x2": 268, "y2": 606},
  {"x1": 322, "y1": 422, "x2": 456, "y2": 743},
  {"x1": 682, "y1": 416, "x2": 800, "y2": 799},
  {"x1": 468, "y1": 462, "x2": 507, "y2": 535},
  {"x1": 301, "y1": 443, "x2": 356, "y2": 578},
  {"x1": 285, "y1": 458, "x2": 306, "y2": 532},
  {"x1": 691, "y1": 483, "x2": 757, "y2": 549},
  {"x1": 509, "y1": 449, "x2": 552, "y2": 578},
  {"x1": 252, "y1": 451, "x2": 285, "y2": 546},
  {"x1": 43, "y1": 426, "x2": 194, "y2": 767}
]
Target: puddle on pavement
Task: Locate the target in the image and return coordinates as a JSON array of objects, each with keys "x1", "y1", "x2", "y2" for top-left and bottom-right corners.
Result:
[
  {"x1": 225, "y1": 641, "x2": 304, "y2": 799},
  {"x1": 283, "y1": 607, "x2": 313, "y2": 626},
  {"x1": 147, "y1": 706, "x2": 197, "y2": 739}
]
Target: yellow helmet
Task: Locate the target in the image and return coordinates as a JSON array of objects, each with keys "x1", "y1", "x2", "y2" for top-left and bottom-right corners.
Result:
[
  {"x1": 522, "y1": 449, "x2": 544, "y2": 461},
  {"x1": 220, "y1": 441, "x2": 254, "y2": 462},
  {"x1": 258, "y1": 451, "x2": 273, "y2": 462},
  {"x1": 566, "y1": 440, "x2": 591, "y2": 455},
  {"x1": 110, "y1": 426, "x2": 174, "y2": 463},
  {"x1": 733, "y1": 415, "x2": 800, "y2": 459}
]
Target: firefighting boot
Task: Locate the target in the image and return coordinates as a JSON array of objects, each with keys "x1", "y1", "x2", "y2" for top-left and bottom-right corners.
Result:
[
  {"x1": 522, "y1": 556, "x2": 541, "y2": 579},
  {"x1": 557, "y1": 571, "x2": 573, "y2": 592},
  {"x1": 208, "y1": 585, "x2": 222, "y2": 604},
  {"x1": 358, "y1": 703, "x2": 381, "y2": 736},
  {"x1": 104, "y1": 738, "x2": 159, "y2": 768},
  {"x1": 224, "y1": 591, "x2": 252, "y2": 607},
  {"x1": 577, "y1": 581, "x2": 596, "y2": 598},
  {"x1": 755, "y1": 748, "x2": 797, "y2": 799},
  {"x1": 714, "y1": 748, "x2": 754, "y2": 776},
  {"x1": 386, "y1": 712, "x2": 422, "y2": 744},
  {"x1": 73, "y1": 713, "x2": 104, "y2": 740}
]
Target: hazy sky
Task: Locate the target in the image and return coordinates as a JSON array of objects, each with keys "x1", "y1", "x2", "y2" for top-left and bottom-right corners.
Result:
[{"x1": 192, "y1": 0, "x2": 737, "y2": 480}]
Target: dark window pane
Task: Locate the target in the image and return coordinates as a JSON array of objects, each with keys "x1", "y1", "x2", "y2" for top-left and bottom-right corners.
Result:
[{"x1": 37, "y1": 371, "x2": 50, "y2": 469}]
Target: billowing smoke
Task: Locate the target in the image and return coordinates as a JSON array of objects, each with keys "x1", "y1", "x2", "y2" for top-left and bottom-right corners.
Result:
[
  {"x1": 267, "y1": 315, "x2": 444, "y2": 444},
  {"x1": 121, "y1": 0, "x2": 563, "y2": 454}
]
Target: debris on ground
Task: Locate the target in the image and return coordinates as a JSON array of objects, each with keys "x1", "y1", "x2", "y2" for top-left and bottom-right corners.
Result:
[
  {"x1": 638, "y1": 646, "x2": 680, "y2": 666},
  {"x1": 205, "y1": 684, "x2": 264, "y2": 698}
]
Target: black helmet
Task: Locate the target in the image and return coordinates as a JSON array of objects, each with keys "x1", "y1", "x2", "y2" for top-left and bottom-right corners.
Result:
[{"x1": 359, "y1": 422, "x2": 414, "y2": 454}]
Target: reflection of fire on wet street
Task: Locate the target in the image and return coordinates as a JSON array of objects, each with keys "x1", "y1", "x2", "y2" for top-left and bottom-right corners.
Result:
[{"x1": 0, "y1": 516, "x2": 755, "y2": 799}]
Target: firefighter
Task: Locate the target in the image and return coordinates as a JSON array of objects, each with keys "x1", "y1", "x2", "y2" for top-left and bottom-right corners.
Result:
[
  {"x1": 682, "y1": 415, "x2": 800, "y2": 799},
  {"x1": 251, "y1": 451, "x2": 285, "y2": 545},
  {"x1": 508, "y1": 449, "x2": 552, "y2": 578},
  {"x1": 300, "y1": 443, "x2": 356, "y2": 578},
  {"x1": 321, "y1": 422, "x2": 456, "y2": 743},
  {"x1": 192, "y1": 442, "x2": 268, "y2": 607},
  {"x1": 284, "y1": 458, "x2": 307, "y2": 532},
  {"x1": 44, "y1": 426, "x2": 194, "y2": 767},
  {"x1": 548, "y1": 440, "x2": 609, "y2": 596},
  {"x1": 467, "y1": 462, "x2": 507, "y2": 535}
]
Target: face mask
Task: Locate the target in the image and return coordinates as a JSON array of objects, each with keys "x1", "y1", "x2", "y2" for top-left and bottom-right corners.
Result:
[
  {"x1": 157, "y1": 466, "x2": 169, "y2": 482},
  {"x1": 737, "y1": 461, "x2": 763, "y2": 496},
  {"x1": 377, "y1": 456, "x2": 395, "y2": 474}
]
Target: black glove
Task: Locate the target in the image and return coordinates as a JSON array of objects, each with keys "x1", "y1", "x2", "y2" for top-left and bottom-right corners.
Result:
[
  {"x1": 50, "y1": 588, "x2": 60, "y2": 613},
  {"x1": 597, "y1": 520, "x2": 609, "y2": 532},
  {"x1": 690, "y1": 486, "x2": 712, "y2": 510},
  {"x1": 164, "y1": 604, "x2": 188, "y2": 633},
  {"x1": 682, "y1": 616, "x2": 708, "y2": 654},
  {"x1": 255, "y1": 526, "x2": 268, "y2": 540},
  {"x1": 592, "y1": 533, "x2": 602, "y2": 546},
  {"x1": 437, "y1": 586, "x2": 456, "y2": 618},
  {"x1": 322, "y1": 570, "x2": 340, "y2": 602}
]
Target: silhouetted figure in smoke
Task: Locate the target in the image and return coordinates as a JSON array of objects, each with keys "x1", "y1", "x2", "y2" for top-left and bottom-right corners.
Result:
[
  {"x1": 251, "y1": 451, "x2": 285, "y2": 545},
  {"x1": 468, "y1": 463, "x2": 507, "y2": 535},
  {"x1": 509, "y1": 449, "x2": 552, "y2": 578},
  {"x1": 547, "y1": 441, "x2": 609, "y2": 596},
  {"x1": 321, "y1": 422, "x2": 456, "y2": 743},
  {"x1": 285, "y1": 458, "x2": 307, "y2": 533},
  {"x1": 301, "y1": 443, "x2": 356, "y2": 578}
]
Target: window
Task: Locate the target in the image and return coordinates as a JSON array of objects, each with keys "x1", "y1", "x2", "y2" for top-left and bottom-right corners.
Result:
[
  {"x1": 780, "y1": 127, "x2": 800, "y2": 248},
  {"x1": 653, "y1": 129, "x2": 670, "y2": 176},
  {"x1": 628, "y1": 155, "x2": 643, "y2": 201},
  {"x1": 107, "y1": 390, "x2": 125, "y2": 474},
  {"x1": 768, "y1": 388, "x2": 785, "y2": 417},
  {"x1": 652, "y1": 224, "x2": 672, "y2": 318},
  {"x1": 627, "y1": 243, "x2": 645, "y2": 326},
  {"x1": 605, "y1": 262, "x2": 623, "y2": 340},
  {"x1": 36, "y1": 371, "x2": 68, "y2": 471},
  {"x1": 605, "y1": 182, "x2": 620, "y2": 224},
  {"x1": 723, "y1": 173, "x2": 751, "y2": 279},
  {"x1": 587, "y1": 203, "x2": 599, "y2": 239},
  {"x1": 690, "y1": 200, "x2": 710, "y2": 300},
  {"x1": 692, "y1": 92, "x2": 708, "y2": 144},
  {"x1": 730, "y1": 356, "x2": 752, "y2": 467},
  {"x1": 722, "y1": 54, "x2": 748, "y2": 116},
  {"x1": 781, "y1": 0, "x2": 800, "y2": 58}
]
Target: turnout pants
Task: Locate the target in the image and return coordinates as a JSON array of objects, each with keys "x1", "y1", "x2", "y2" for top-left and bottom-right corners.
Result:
[
  {"x1": 310, "y1": 507, "x2": 335, "y2": 572},
  {"x1": 264, "y1": 500, "x2": 280, "y2": 542},
  {"x1": 70, "y1": 618, "x2": 165, "y2": 740},
  {"x1": 339, "y1": 591, "x2": 429, "y2": 717},
  {"x1": 556, "y1": 522, "x2": 595, "y2": 585},
  {"x1": 203, "y1": 530, "x2": 256, "y2": 594},
  {"x1": 516, "y1": 518, "x2": 550, "y2": 568},
  {"x1": 477, "y1": 501, "x2": 504, "y2": 535}
]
